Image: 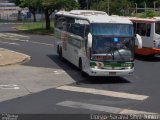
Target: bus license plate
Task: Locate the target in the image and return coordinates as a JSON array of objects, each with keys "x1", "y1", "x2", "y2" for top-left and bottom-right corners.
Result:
[{"x1": 109, "y1": 72, "x2": 116, "y2": 76}]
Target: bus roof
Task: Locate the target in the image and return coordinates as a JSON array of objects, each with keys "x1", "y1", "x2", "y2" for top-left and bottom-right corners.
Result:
[
  {"x1": 56, "y1": 10, "x2": 132, "y2": 24},
  {"x1": 129, "y1": 17, "x2": 160, "y2": 23}
]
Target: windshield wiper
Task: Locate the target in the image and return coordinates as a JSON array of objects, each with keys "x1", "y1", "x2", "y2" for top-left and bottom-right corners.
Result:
[{"x1": 104, "y1": 46, "x2": 114, "y2": 59}]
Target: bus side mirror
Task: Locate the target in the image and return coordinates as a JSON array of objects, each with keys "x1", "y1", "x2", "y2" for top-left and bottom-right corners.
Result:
[
  {"x1": 87, "y1": 33, "x2": 92, "y2": 48},
  {"x1": 135, "y1": 34, "x2": 142, "y2": 48}
]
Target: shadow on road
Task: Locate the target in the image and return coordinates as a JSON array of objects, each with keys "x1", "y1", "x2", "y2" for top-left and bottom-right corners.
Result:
[
  {"x1": 48, "y1": 54, "x2": 130, "y2": 84},
  {"x1": 76, "y1": 76, "x2": 130, "y2": 85},
  {"x1": 135, "y1": 54, "x2": 160, "y2": 62}
]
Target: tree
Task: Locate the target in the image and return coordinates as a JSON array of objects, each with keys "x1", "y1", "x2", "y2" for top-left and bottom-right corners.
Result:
[
  {"x1": 78, "y1": 0, "x2": 91, "y2": 9},
  {"x1": 12, "y1": 0, "x2": 79, "y2": 29},
  {"x1": 41, "y1": 0, "x2": 79, "y2": 30},
  {"x1": 90, "y1": 0, "x2": 132, "y2": 15}
]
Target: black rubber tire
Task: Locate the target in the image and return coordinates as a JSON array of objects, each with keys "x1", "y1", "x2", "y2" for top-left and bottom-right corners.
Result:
[
  {"x1": 57, "y1": 45, "x2": 59, "y2": 54},
  {"x1": 79, "y1": 59, "x2": 87, "y2": 77},
  {"x1": 58, "y1": 47, "x2": 63, "y2": 60}
]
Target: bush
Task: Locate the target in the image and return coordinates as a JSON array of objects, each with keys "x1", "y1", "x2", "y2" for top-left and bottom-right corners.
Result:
[
  {"x1": 133, "y1": 10, "x2": 160, "y2": 18},
  {"x1": 146, "y1": 10, "x2": 156, "y2": 17}
]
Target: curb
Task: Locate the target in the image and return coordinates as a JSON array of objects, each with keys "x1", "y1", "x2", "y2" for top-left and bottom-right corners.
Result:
[{"x1": 0, "y1": 48, "x2": 31, "y2": 67}]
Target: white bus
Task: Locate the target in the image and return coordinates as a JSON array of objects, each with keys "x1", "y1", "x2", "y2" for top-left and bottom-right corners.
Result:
[
  {"x1": 54, "y1": 10, "x2": 142, "y2": 76},
  {"x1": 130, "y1": 17, "x2": 160, "y2": 56}
]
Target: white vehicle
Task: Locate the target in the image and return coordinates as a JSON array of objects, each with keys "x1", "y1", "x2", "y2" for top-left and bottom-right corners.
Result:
[
  {"x1": 54, "y1": 10, "x2": 142, "y2": 76},
  {"x1": 130, "y1": 17, "x2": 160, "y2": 56}
]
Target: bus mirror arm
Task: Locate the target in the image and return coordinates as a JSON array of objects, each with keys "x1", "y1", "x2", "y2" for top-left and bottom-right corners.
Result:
[
  {"x1": 87, "y1": 33, "x2": 92, "y2": 48},
  {"x1": 89, "y1": 48, "x2": 92, "y2": 58},
  {"x1": 136, "y1": 34, "x2": 142, "y2": 49}
]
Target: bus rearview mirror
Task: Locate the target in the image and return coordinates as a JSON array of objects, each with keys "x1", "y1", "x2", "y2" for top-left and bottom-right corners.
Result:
[
  {"x1": 87, "y1": 33, "x2": 92, "y2": 48},
  {"x1": 136, "y1": 34, "x2": 142, "y2": 49}
]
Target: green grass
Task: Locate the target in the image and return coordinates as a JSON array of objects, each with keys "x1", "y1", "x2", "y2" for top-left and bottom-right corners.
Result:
[{"x1": 17, "y1": 21, "x2": 54, "y2": 35}]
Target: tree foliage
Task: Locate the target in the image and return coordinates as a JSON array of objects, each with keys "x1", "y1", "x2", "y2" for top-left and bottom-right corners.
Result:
[
  {"x1": 12, "y1": 0, "x2": 160, "y2": 29},
  {"x1": 41, "y1": 0, "x2": 78, "y2": 30},
  {"x1": 12, "y1": 0, "x2": 78, "y2": 29},
  {"x1": 90, "y1": 0, "x2": 132, "y2": 15}
]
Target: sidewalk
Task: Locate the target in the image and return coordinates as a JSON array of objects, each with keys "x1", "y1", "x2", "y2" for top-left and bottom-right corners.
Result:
[{"x1": 0, "y1": 48, "x2": 31, "y2": 66}]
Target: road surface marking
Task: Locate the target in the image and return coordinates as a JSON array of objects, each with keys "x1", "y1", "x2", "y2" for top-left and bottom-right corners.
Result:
[
  {"x1": 4, "y1": 33, "x2": 30, "y2": 38},
  {"x1": 0, "y1": 84, "x2": 20, "y2": 90},
  {"x1": 0, "y1": 34, "x2": 52, "y2": 46},
  {"x1": 0, "y1": 41, "x2": 19, "y2": 45},
  {"x1": 57, "y1": 101, "x2": 158, "y2": 114},
  {"x1": 29, "y1": 41, "x2": 53, "y2": 47},
  {"x1": 0, "y1": 33, "x2": 53, "y2": 46},
  {"x1": 8, "y1": 42, "x2": 19, "y2": 45},
  {"x1": 0, "y1": 36, "x2": 20, "y2": 41},
  {"x1": 57, "y1": 86, "x2": 149, "y2": 101},
  {"x1": 0, "y1": 33, "x2": 30, "y2": 42}
]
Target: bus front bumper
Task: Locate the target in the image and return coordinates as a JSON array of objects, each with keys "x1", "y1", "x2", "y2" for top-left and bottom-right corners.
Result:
[{"x1": 87, "y1": 68, "x2": 134, "y2": 76}]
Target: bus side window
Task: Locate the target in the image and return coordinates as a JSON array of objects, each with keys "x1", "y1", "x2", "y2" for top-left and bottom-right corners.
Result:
[
  {"x1": 136, "y1": 23, "x2": 151, "y2": 37},
  {"x1": 146, "y1": 24, "x2": 151, "y2": 37},
  {"x1": 138, "y1": 23, "x2": 146, "y2": 36},
  {"x1": 66, "y1": 23, "x2": 71, "y2": 32},
  {"x1": 66, "y1": 17, "x2": 75, "y2": 32},
  {"x1": 56, "y1": 16, "x2": 66, "y2": 30},
  {"x1": 133, "y1": 23, "x2": 137, "y2": 34},
  {"x1": 70, "y1": 23, "x2": 85, "y2": 38}
]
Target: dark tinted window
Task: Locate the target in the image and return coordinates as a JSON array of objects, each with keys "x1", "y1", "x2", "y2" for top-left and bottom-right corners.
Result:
[
  {"x1": 70, "y1": 23, "x2": 85, "y2": 37},
  {"x1": 55, "y1": 15, "x2": 66, "y2": 30},
  {"x1": 155, "y1": 22, "x2": 160, "y2": 34},
  {"x1": 55, "y1": 15, "x2": 90, "y2": 38},
  {"x1": 134, "y1": 22, "x2": 151, "y2": 37}
]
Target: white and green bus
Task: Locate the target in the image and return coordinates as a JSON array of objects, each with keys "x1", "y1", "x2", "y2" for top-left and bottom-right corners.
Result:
[{"x1": 54, "y1": 10, "x2": 142, "y2": 76}]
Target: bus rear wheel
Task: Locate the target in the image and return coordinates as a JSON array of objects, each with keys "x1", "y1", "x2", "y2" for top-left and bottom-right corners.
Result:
[
  {"x1": 79, "y1": 59, "x2": 87, "y2": 77},
  {"x1": 58, "y1": 47, "x2": 63, "y2": 60},
  {"x1": 57, "y1": 45, "x2": 59, "y2": 54}
]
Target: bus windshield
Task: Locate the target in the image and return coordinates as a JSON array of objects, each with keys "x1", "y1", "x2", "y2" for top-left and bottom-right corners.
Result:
[
  {"x1": 91, "y1": 23, "x2": 133, "y2": 36},
  {"x1": 155, "y1": 22, "x2": 160, "y2": 34},
  {"x1": 92, "y1": 36, "x2": 134, "y2": 62}
]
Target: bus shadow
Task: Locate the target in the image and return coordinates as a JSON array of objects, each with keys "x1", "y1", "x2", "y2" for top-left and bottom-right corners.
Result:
[
  {"x1": 135, "y1": 54, "x2": 160, "y2": 62},
  {"x1": 48, "y1": 54, "x2": 130, "y2": 84},
  {"x1": 76, "y1": 76, "x2": 130, "y2": 85}
]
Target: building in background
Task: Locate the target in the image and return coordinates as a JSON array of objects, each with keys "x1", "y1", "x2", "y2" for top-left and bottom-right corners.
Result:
[{"x1": 0, "y1": 0, "x2": 28, "y2": 21}]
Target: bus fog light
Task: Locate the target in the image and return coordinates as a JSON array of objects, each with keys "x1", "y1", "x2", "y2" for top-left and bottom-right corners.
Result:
[
  {"x1": 129, "y1": 72, "x2": 133, "y2": 75},
  {"x1": 128, "y1": 66, "x2": 131, "y2": 69},
  {"x1": 94, "y1": 66, "x2": 98, "y2": 69}
]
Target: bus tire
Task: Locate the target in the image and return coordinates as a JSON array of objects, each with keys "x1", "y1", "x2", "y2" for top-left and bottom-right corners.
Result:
[
  {"x1": 57, "y1": 45, "x2": 59, "y2": 54},
  {"x1": 59, "y1": 47, "x2": 63, "y2": 60},
  {"x1": 79, "y1": 59, "x2": 87, "y2": 77}
]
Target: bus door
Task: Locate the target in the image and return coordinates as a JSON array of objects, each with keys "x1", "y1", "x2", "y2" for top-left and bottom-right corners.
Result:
[
  {"x1": 133, "y1": 22, "x2": 154, "y2": 55},
  {"x1": 155, "y1": 22, "x2": 160, "y2": 49}
]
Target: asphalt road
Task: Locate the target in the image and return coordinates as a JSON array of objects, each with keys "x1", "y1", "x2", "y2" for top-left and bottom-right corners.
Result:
[{"x1": 0, "y1": 24, "x2": 160, "y2": 119}]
